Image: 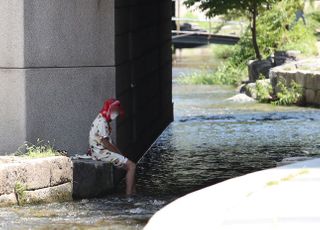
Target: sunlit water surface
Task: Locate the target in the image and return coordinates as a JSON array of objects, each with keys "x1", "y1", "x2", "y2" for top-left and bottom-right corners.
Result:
[{"x1": 1, "y1": 46, "x2": 320, "y2": 229}]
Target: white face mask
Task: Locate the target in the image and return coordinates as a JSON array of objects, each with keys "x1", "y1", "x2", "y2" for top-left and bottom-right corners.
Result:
[{"x1": 110, "y1": 111, "x2": 119, "y2": 120}]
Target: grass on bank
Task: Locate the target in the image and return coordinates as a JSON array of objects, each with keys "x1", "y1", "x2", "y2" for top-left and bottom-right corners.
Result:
[{"x1": 15, "y1": 139, "x2": 63, "y2": 158}]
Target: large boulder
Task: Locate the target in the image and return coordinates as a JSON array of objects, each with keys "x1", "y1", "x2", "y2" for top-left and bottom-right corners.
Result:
[
  {"x1": 248, "y1": 59, "x2": 273, "y2": 82},
  {"x1": 274, "y1": 50, "x2": 301, "y2": 66},
  {"x1": 241, "y1": 79, "x2": 272, "y2": 100}
]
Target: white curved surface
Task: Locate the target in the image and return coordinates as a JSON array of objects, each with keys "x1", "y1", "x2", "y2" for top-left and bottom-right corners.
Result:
[{"x1": 145, "y1": 158, "x2": 320, "y2": 230}]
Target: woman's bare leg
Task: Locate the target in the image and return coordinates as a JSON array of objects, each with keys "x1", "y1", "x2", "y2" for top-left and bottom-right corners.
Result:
[{"x1": 125, "y1": 160, "x2": 136, "y2": 196}]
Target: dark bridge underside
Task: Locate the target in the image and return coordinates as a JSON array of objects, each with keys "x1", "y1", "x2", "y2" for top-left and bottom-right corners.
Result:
[{"x1": 172, "y1": 33, "x2": 240, "y2": 48}]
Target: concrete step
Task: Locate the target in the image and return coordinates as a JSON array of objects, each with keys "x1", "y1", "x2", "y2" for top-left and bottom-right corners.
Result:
[{"x1": 72, "y1": 159, "x2": 114, "y2": 199}]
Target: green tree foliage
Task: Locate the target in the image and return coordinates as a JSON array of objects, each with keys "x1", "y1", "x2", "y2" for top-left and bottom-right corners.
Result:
[
  {"x1": 180, "y1": 0, "x2": 318, "y2": 86},
  {"x1": 184, "y1": 0, "x2": 277, "y2": 60},
  {"x1": 256, "y1": 0, "x2": 318, "y2": 57}
]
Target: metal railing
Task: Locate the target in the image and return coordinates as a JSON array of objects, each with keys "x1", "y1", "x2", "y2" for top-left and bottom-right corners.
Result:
[
  {"x1": 172, "y1": 17, "x2": 245, "y2": 40},
  {"x1": 171, "y1": 0, "x2": 245, "y2": 38}
]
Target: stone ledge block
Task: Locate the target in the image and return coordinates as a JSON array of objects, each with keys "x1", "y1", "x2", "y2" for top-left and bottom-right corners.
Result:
[
  {"x1": 0, "y1": 163, "x2": 26, "y2": 195},
  {"x1": 305, "y1": 89, "x2": 316, "y2": 104},
  {"x1": 0, "y1": 193, "x2": 18, "y2": 207},
  {"x1": 72, "y1": 159, "x2": 114, "y2": 199},
  {"x1": 313, "y1": 75, "x2": 320, "y2": 90},
  {"x1": 21, "y1": 159, "x2": 51, "y2": 190},
  {"x1": 295, "y1": 73, "x2": 306, "y2": 86},
  {"x1": 49, "y1": 156, "x2": 73, "y2": 186},
  {"x1": 0, "y1": 156, "x2": 72, "y2": 195},
  {"x1": 286, "y1": 73, "x2": 297, "y2": 86},
  {"x1": 23, "y1": 182, "x2": 73, "y2": 205},
  {"x1": 314, "y1": 90, "x2": 320, "y2": 106},
  {"x1": 305, "y1": 74, "x2": 317, "y2": 90}
]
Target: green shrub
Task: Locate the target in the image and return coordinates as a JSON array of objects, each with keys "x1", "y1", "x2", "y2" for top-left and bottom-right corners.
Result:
[
  {"x1": 280, "y1": 23, "x2": 318, "y2": 56},
  {"x1": 256, "y1": 0, "x2": 317, "y2": 56},
  {"x1": 177, "y1": 62, "x2": 247, "y2": 86},
  {"x1": 256, "y1": 79, "x2": 273, "y2": 103},
  {"x1": 308, "y1": 11, "x2": 320, "y2": 31},
  {"x1": 272, "y1": 79, "x2": 303, "y2": 105}
]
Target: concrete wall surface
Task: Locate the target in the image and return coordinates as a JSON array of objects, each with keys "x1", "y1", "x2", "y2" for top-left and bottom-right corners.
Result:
[
  {"x1": 0, "y1": 0, "x2": 173, "y2": 160},
  {"x1": 0, "y1": 67, "x2": 115, "y2": 154},
  {"x1": 0, "y1": 0, "x2": 115, "y2": 68},
  {"x1": 0, "y1": 0, "x2": 24, "y2": 67},
  {"x1": 24, "y1": 67, "x2": 116, "y2": 154},
  {"x1": 0, "y1": 69, "x2": 26, "y2": 154}
]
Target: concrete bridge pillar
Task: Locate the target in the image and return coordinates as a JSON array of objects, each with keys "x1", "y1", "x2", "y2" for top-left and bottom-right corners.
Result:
[
  {"x1": 0, "y1": 0, "x2": 173, "y2": 160},
  {"x1": 115, "y1": 0, "x2": 173, "y2": 161}
]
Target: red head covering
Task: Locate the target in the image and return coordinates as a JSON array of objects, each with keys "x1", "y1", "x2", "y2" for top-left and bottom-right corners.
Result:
[{"x1": 100, "y1": 98, "x2": 124, "y2": 122}]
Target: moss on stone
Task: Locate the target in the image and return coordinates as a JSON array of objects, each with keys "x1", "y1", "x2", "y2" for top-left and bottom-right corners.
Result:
[{"x1": 14, "y1": 182, "x2": 27, "y2": 206}]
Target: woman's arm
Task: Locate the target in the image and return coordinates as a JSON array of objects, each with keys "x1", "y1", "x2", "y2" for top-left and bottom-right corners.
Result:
[{"x1": 100, "y1": 137, "x2": 124, "y2": 155}]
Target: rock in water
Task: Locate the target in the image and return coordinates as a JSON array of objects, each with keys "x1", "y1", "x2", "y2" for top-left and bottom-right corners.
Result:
[{"x1": 226, "y1": 94, "x2": 256, "y2": 103}]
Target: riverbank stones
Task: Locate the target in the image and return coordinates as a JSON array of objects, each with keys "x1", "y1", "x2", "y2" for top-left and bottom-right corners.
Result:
[
  {"x1": 0, "y1": 156, "x2": 116, "y2": 206},
  {"x1": 0, "y1": 156, "x2": 73, "y2": 205}
]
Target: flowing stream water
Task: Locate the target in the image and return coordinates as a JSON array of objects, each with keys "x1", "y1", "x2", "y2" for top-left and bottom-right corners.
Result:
[{"x1": 1, "y1": 46, "x2": 320, "y2": 229}]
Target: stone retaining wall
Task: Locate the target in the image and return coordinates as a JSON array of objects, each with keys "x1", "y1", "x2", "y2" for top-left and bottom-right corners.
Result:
[
  {"x1": 0, "y1": 156, "x2": 73, "y2": 206},
  {"x1": 270, "y1": 59, "x2": 320, "y2": 106},
  {"x1": 0, "y1": 156, "x2": 116, "y2": 206}
]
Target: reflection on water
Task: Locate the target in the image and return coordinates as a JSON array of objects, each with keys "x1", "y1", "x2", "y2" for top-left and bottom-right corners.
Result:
[
  {"x1": 1, "y1": 46, "x2": 320, "y2": 229},
  {"x1": 137, "y1": 85, "x2": 320, "y2": 197}
]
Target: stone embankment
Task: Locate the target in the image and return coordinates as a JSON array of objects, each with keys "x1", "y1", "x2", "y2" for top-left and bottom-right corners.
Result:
[
  {"x1": 0, "y1": 156, "x2": 115, "y2": 206},
  {"x1": 270, "y1": 58, "x2": 320, "y2": 106},
  {"x1": 243, "y1": 57, "x2": 320, "y2": 106},
  {"x1": 0, "y1": 156, "x2": 73, "y2": 206}
]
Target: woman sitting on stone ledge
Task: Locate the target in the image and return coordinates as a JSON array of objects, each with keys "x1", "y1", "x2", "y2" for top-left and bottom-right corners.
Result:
[{"x1": 89, "y1": 98, "x2": 136, "y2": 196}]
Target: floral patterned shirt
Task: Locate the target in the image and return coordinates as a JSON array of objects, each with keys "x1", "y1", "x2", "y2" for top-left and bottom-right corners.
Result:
[{"x1": 89, "y1": 114, "x2": 111, "y2": 155}]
